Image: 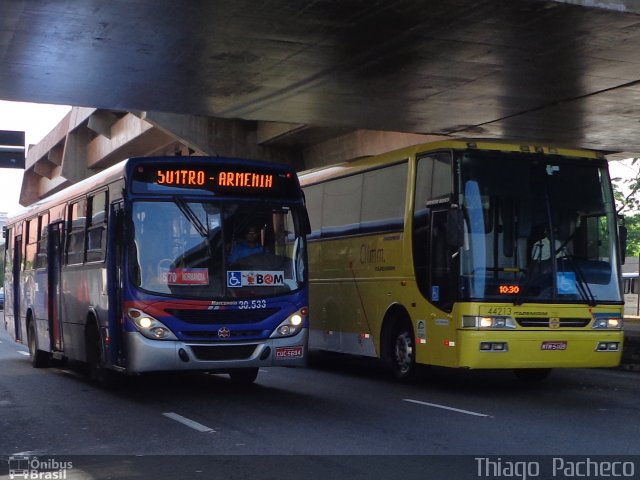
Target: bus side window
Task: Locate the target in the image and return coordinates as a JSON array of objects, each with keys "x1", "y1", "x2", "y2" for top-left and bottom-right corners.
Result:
[
  {"x1": 24, "y1": 217, "x2": 39, "y2": 270},
  {"x1": 86, "y1": 190, "x2": 108, "y2": 262},
  {"x1": 35, "y1": 213, "x2": 49, "y2": 269},
  {"x1": 66, "y1": 200, "x2": 86, "y2": 265}
]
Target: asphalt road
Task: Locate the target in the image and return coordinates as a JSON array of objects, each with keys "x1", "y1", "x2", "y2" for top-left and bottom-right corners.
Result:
[{"x1": 1, "y1": 325, "x2": 639, "y2": 479}]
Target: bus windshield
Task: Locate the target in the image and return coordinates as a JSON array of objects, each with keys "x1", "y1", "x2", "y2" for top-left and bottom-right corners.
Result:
[
  {"x1": 458, "y1": 151, "x2": 622, "y2": 304},
  {"x1": 130, "y1": 200, "x2": 306, "y2": 298}
]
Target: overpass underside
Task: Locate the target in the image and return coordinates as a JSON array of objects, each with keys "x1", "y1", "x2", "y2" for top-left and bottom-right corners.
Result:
[{"x1": 20, "y1": 108, "x2": 444, "y2": 206}]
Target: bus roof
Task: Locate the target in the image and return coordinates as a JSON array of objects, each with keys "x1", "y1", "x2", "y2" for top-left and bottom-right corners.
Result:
[
  {"x1": 7, "y1": 156, "x2": 298, "y2": 224},
  {"x1": 298, "y1": 138, "x2": 605, "y2": 186}
]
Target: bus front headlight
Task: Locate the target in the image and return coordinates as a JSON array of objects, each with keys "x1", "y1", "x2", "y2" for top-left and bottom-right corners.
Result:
[
  {"x1": 592, "y1": 317, "x2": 622, "y2": 329},
  {"x1": 270, "y1": 307, "x2": 308, "y2": 338},
  {"x1": 127, "y1": 308, "x2": 178, "y2": 340},
  {"x1": 462, "y1": 315, "x2": 517, "y2": 329}
]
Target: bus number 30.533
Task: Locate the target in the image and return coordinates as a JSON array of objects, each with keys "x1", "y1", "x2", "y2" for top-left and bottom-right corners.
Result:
[{"x1": 239, "y1": 300, "x2": 267, "y2": 309}]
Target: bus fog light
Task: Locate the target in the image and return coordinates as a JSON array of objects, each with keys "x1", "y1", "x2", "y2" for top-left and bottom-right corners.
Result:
[
  {"x1": 596, "y1": 342, "x2": 619, "y2": 351},
  {"x1": 480, "y1": 342, "x2": 508, "y2": 352}
]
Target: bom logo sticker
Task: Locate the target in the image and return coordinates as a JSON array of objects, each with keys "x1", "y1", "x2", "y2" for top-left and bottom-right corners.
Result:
[{"x1": 227, "y1": 271, "x2": 285, "y2": 288}]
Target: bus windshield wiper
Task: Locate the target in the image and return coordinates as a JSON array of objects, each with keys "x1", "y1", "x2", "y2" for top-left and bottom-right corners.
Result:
[
  {"x1": 559, "y1": 255, "x2": 597, "y2": 307},
  {"x1": 174, "y1": 197, "x2": 208, "y2": 238}
]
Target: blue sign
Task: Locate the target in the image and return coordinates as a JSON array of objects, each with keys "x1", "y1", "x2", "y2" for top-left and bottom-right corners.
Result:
[
  {"x1": 431, "y1": 285, "x2": 440, "y2": 302},
  {"x1": 227, "y1": 271, "x2": 242, "y2": 288},
  {"x1": 557, "y1": 271, "x2": 577, "y2": 295}
]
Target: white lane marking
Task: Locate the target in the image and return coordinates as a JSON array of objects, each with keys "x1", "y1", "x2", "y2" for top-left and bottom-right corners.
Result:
[
  {"x1": 17, "y1": 351, "x2": 29, "y2": 356},
  {"x1": 162, "y1": 412, "x2": 216, "y2": 433},
  {"x1": 403, "y1": 398, "x2": 490, "y2": 417}
]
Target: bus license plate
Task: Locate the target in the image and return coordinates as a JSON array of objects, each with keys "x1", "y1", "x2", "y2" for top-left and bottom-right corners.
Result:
[
  {"x1": 275, "y1": 346, "x2": 303, "y2": 358},
  {"x1": 541, "y1": 341, "x2": 567, "y2": 351}
]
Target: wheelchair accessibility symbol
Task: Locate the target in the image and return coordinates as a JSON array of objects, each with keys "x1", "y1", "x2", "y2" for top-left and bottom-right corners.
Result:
[{"x1": 227, "y1": 271, "x2": 242, "y2": 288}]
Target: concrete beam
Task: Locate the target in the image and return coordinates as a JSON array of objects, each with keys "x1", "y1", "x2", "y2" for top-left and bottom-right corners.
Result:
[
  {"x1": 86, "y1": 113, "x2": 176, "y2": 169},
  {"x1": 256, "y1": 122, "x2": 307, "y2": 145},
  {"x1": 302, "y1": 130, "x2": 449, "y2": 169}
]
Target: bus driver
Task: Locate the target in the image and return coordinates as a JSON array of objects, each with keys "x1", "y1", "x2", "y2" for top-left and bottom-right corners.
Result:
[{"x1": 228, "y1": 226, "x2": 265, "y2": 263}]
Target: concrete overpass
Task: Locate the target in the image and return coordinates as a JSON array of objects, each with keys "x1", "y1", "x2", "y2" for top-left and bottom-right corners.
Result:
[{"x1": 3, "y1": 0, "x2": 640, "y2": 204}]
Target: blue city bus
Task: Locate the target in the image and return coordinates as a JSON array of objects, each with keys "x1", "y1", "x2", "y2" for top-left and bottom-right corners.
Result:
[{"x1": 2, "y1": 156, "x2": 310, "y2": 384}]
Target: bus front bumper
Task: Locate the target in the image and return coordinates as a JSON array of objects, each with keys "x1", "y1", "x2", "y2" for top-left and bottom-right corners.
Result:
[
  {"x1": 457, "y1": 330, "x2": 623, "y2": 369},
  {"x1": 123, "y1": 329, "x2": 308, "y2": 374}
]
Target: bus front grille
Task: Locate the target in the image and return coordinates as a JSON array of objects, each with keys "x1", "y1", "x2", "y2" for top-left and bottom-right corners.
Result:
[
  {"x1": 166, "y1": 308, "x2": 279, "y2": 325},
  {"x1": 515, "y1": 318, "x2": 590, "y2": 328},
  {"x1": 190, "y1": 345, "x2": 257, "y2": 361},
  {"x1": 182, "y1": 330, "x2": 265, "y2": 339}
]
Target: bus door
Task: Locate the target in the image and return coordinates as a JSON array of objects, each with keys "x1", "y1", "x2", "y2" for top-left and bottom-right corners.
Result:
[
  {"x1": 106, "y1": 201, "x2": 125, "y2": 366},
  {"x1": 427, "y1": 208, "x2": 459, "y2": 364},
  {"x1": 429, "y1": 209, "x2": 456, "y2": 308},
  {"x1": 47, "y1": 222, "x2": 64, "y2": 351},
  {"x1": 12, "y1": 234, "x2": 22, "y2": 342}
]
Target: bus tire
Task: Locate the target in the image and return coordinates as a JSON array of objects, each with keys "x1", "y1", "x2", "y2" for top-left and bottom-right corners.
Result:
[
  {"x1": 28, "y1": 320, "x2": 50, "y2": 368},
  {"x1": 228, "y1": 368, "x2": 259, "y2": 384},
  {"x1": 388, "y1": 321, "x2": 418, "y2": 381},
  {"x1": 86, "y1": 319, "x2": 119, "y2": 388},
  {"x1": 514, "y1": 368, "x2": 552, "y2": 382}
]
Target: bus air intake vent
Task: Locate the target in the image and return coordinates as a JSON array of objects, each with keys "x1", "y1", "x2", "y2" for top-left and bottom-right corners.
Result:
[{"x1": 190, "y1": 345, "x2": 257, "y2": 361}]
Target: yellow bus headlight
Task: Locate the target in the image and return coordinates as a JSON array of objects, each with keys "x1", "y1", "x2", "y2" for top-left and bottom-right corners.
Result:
[{"x1": 463, "y1": 315, "x2": 517, "y2": 329}]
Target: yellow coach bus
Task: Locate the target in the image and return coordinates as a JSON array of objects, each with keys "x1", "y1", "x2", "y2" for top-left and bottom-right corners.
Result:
[{"x1": 299, "y1": 139, "x2": 625, "y2": 381}]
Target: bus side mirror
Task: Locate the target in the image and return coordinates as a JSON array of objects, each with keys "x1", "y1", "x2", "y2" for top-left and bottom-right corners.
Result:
[
  {"x1": 619, "y1": 225, "x2": 628, "y2": 265},
  {"x1": 298, "y1": 207, "x2": 311, "y2": 235},
  {"x1": 446, "y1": 207, "x2": 464, "y2": 248}
]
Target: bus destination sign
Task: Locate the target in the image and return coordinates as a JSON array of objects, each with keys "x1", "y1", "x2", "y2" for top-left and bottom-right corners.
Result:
[
  {"x1": 131, "y1": 163, "x2": 299, "y2": 197},
  {"x1": 155, "y1": 169, "x2": 274, "y2": 189}
]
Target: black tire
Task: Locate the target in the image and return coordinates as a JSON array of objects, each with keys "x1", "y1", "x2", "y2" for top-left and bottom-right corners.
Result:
[
  {"x1": 389, "y1": 322, "x2": 418, "y2": 381},
  {"x1": 86, "y1": 321, "x2": 120, "y2": 388},
  {"x1": 228, "y1": 368, "x2": 259, "y2": 384},
  {"x1": 514, "y1": 368, "x2": 552, "y2": 383},
  {"x1": 28, "y1": 322, "x2": 50, "y2": 368}
]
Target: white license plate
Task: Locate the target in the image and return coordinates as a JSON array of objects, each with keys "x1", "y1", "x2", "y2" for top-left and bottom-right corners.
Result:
[
  {"x1": 541, "y1": 341, "x2": 567, "y2": 351},
  {"x1": 275, "y1": 346, "x2": 303, "y2": 358}
]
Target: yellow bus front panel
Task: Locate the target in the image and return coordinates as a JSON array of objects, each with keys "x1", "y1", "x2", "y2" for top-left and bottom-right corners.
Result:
[{"x1": 457, "y1": 330, "x2": 623, "y2": 369}]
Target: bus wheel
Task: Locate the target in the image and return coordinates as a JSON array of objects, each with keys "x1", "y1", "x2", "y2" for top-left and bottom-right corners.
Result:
[
  {"x1": 514, "y1": 368, "x2": 552, "y2": 383},
  {"x1": 87, "y1": 321, "x2": 119, "y2": 388},
  {"x1": 229, "y1": 368, "x2": 259, "y2": 384},
  {"x1": 28, "y1": 322, "x2": 50, "y2": 368},
  {"x1": 390, "y1": 323, "x2": 417, "y2": 381}
]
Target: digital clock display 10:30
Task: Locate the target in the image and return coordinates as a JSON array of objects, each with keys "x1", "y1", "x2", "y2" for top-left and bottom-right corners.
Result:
[{"x1": 498, "y1": 284, "x2": 521, "y2": 294}]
